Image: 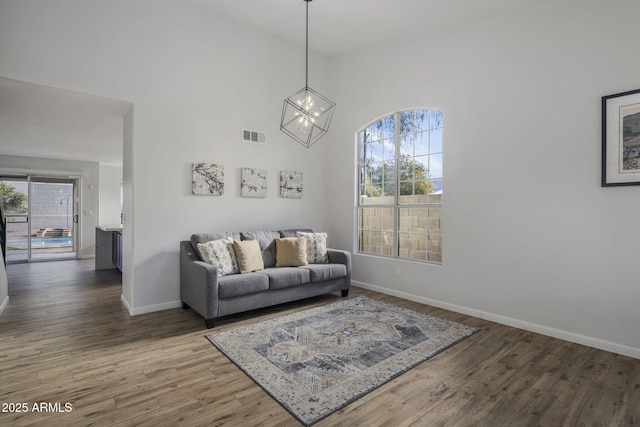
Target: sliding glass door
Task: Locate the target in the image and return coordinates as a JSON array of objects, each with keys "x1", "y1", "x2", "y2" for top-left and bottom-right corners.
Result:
[
  {"x1": 0, "y1": 175, "x2": 78, "y2": 263},
  {"x1": 29, "y1": 177, "x2": 78, "y2": 261}
]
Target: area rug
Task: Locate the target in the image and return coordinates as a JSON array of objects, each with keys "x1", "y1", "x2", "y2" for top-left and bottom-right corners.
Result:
[{"x1": 206, "y1": 296, "x2": 478, "y2": 426}]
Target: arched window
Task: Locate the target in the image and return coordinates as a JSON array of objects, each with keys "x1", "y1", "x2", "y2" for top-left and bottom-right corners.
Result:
[{"x1": 357, "y1": 108, "x2": 443, "y2": 263}]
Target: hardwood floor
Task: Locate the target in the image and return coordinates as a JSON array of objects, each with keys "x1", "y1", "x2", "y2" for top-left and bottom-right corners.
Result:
[{"x1": 1, "y1": 259, "x2": 638, "y2": 426}]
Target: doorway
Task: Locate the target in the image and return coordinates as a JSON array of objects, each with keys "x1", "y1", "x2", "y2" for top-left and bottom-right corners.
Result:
[{"x1": 0, "y1": 175, "x2": 79, "y2": 263}]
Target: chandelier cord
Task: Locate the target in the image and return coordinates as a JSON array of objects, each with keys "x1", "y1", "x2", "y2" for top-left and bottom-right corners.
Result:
[
  {"x1": 305, "y1": 0, "x2": 309, "y2": 88},
  {"x1": 280, "y1": 0, "x2": 334, "y2": 148}
]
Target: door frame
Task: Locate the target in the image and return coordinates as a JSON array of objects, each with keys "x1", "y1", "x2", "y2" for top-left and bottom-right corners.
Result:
[
  {"x1": 29, "y1": 175, "x2": 80, "y2": 262},
  {"x1": 0, "y1": 170, "x2": 82, "y2": 263}
]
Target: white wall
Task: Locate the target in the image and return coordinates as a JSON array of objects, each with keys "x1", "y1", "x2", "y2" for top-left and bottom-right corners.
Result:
[
  {"x1": 122, "y1": 108, "x2": 134, "y2": 310},
  {"x1": 99, "y1": 164, "x2": 122, "y2": 226},
  {"x1": 0, "y1": 0, "x2": 332, "y2": 313},
  {"x1": 326, "y1": 0, "x2": 640, "y2": 357},
  {"x1": 0, "y1": 260, "x2": 7, "y2": 316},
  {"x1": 0, "y1": 155, "x2": 99, "y2": 258}
]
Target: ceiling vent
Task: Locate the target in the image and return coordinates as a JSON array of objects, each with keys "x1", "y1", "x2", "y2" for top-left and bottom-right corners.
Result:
[{"x1": 242, "y1": 129, "x2": 266, "y2": 144}]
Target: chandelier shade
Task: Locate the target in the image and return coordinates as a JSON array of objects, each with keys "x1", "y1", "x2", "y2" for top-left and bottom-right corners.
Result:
[{"x1": 280, "y1": 0, "x2": 335, "y2": 148}]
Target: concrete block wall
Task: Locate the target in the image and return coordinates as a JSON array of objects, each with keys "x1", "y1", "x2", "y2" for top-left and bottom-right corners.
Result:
[
  {"x1": 359, "y1": 193, "x2": 442, "y2": 262},
  {"x1": 30, "y1": 183, "x2": 74, "y2": 231}
]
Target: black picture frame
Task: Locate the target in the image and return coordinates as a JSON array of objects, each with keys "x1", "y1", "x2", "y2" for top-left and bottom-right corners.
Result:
[{"x1": 602, "y1": 88, "x2": 640, "y2": 187}]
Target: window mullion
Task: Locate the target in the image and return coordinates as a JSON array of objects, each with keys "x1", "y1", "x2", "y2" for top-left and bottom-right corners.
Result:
[{"x1": 394, "y1": 111, "x2": 401, "y2": 258}]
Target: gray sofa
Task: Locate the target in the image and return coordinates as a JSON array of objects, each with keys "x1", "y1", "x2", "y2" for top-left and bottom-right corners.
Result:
[{"x1": 180, "y1": 229, "x2": 351, "y2": 328}]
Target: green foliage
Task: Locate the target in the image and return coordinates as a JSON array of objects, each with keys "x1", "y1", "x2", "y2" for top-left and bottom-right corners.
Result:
[
  {"x1": 0, "y1": 182, "x2": 27, "y2": 214},
  {"x1": 364, "y1": 177, "x2": 382, "y2": 197},
  {"x1": 399, "y1": 157, "x2": 434, "y2": 195},
  {"x1": 364, "y1": 156, "x2": 433, "y2": 197}
]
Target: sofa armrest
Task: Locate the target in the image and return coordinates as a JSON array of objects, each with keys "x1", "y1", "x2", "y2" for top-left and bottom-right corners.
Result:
[
  {"x1": 327, "y1": 248, "x2": 351, "y2": 286},
  {"x1": 180, "y1": 240, "x2": 219, "y2": 319}
]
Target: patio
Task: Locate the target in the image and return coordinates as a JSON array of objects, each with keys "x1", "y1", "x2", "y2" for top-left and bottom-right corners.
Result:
[{"x1": 5, "y1": 229, "x2": 74, "y2": 262}]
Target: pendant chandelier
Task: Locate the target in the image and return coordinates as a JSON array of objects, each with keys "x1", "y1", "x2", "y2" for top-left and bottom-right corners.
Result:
[{"x1": 280, "y1": 0, "x2": 335, "y2": 148}]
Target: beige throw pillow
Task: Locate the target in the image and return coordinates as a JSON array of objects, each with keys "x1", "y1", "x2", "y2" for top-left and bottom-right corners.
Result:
[
  {"x1": 275, "y1": 237, "x2": 308, "y2": 267},
  {"x1": 232, "y1": 239, "x2": 264, "y2": 274}
]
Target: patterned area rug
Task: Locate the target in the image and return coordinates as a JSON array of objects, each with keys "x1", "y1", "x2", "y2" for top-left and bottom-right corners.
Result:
[{"x1": 206, "y1": 296, "x2": 478, "y2": 426}]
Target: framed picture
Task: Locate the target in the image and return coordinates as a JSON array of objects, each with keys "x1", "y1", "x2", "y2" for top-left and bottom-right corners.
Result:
[
  {"x1": 602, "y1": 88, "x2": 640, "y2": 186},
  {"x1": 241, "y1": 168, "x2": 267, "y2": 198},
  {"x1": 280, "y1": 171, "x2": 303, "y2": 198},
  {"x1": 192, "y1": 162, "x2": 224, "y2": 195}
]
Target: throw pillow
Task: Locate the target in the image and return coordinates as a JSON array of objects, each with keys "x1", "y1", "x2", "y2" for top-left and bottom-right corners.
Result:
[
  {"x1": 296, "y1": 231, "x2": 329, "y2": 264},
  {"x1": 240, "y1": 231, "x2": 280, "y2": 268},
  {"x1": 232, "y1": 239, "x2": 265, "y2": 273},
  {"x1": 275, "y1": 237, "x2": 308, "y2": 267},
  {"x1": 197, "y1": 238, "x2": 238, "y2": 276}
]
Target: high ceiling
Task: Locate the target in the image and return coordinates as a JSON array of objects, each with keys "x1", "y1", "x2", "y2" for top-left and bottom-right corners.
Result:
[
  {"x1": 0, "y1": 0, "x2": 548, "y2": 166},
  {"x1": 194, "y1": 0, "x2": 549, "y2": 56}
]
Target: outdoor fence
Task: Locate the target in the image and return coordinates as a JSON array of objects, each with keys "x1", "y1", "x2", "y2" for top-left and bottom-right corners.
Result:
[{"x1": 359, "y1": 194, "x2": 442, "y2": 263}]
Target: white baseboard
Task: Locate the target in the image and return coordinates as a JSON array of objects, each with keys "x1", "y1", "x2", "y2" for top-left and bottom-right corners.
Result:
[
  {"x1": 120, "y1": 294, "x2": 133, "y2": 315},
  {"x1": 352, "y1": 280, "x2": 640, "y2": 360},
  {"x1": 120, "y1": 294, "x2": 181, "y2": 316},
  {"x1": 0, "y1": 295, "x2": 8, "y2": 316}
]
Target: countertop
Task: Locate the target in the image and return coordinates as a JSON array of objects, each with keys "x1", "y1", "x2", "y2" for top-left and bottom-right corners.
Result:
[{"x1": 96, "y1": 225, "x2": 123, "y2": 232}]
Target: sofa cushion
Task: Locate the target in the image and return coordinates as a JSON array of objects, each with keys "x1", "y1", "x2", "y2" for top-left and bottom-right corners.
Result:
[
  {"x1": 218, "y1": 273, "x2": 269, "y2": 298},
  {"x1": 297, "y1": 231, "x2": 329, "y2": 264},
  {"x1": 300, "y1": 263, "x2": 347, "y2": 283},
  {"x1": 233, "y1": 239, "x2": 265, "y2": 273},
  {"x1": 241, "y1": 230, "x2": 280, "y2": 267},
  {"x1": 191, "y1": 232, "x2": 241, "y2": 257},
  {"x1": 196, "y1": 238, "x2": 238, "y2": 276},
  {"x1": 258, "y1": 267, "x2": 311, "y2": 290},
  {"x1": 275, "y1": 237, "x2": 308, "y2": 267},
  {"x1": 279, "y1": 228, "x2": 313, "y2": 238}
]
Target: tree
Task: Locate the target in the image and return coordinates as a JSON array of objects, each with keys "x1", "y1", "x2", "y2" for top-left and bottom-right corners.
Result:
[
  {"x1": 364, "y1": 177, "x2": 382, "y2": 197},
  {"x1": 0, "y1": 183, "x2": 27, "y2": 214},
  {"x1": 364, "y1": 156, "x2": 433, "y2": 197},
  {"x1": 399, "y1": 156, "x2": 434, "y2": 195}
]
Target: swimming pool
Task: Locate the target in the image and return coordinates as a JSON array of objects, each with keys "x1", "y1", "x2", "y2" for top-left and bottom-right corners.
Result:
[
  {"x1": 33, "y1": 237, "x2": 73, "y2": 245},
  {"x1": 8, "y1": 237, "x2": 73, "y2": 247}
]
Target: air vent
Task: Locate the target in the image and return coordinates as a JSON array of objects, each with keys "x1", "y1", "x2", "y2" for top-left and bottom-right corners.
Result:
[{"x1": 242, "y1": 129, "x2": 266, "y2": 144}]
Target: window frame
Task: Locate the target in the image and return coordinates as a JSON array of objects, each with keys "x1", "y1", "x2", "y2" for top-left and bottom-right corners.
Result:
[{"x1": 356, "y1": 108, "x2": 443, "y2": 264}]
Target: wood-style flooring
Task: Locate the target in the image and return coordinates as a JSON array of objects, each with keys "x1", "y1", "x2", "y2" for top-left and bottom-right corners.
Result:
[{"x1": 1, "y1": 259, "x2": 638, "y2": 426}]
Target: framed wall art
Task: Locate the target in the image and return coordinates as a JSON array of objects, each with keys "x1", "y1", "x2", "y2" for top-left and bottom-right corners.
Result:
[
  {"x1": 602, "y1": 88, "x2": 640, "y2": 186},
  {"x1": 192, "y1": 162, "x2": 224, "y2": 195},
  {"x1": 280, "y1": 171, "x2": 303, "y2": 198},
  {"x1": 241, "y1": 167, "x2": 267, "y2": 198}
]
